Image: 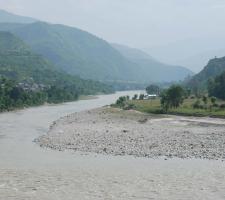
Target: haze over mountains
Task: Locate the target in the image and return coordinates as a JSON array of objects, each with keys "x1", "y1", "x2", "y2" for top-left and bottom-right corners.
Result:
[
  {"x1": 113, "y1": 44, "x2": 193, "y2": 82},
  {"x1": 146, "y1": 37, "x2": 225, "y2": 73},
  {"x1": 1, "y1": 1, "x2": 225, "y2": 75},
  {"x1": 0, "y1": 9, "x2": 192, "y2": 84}
]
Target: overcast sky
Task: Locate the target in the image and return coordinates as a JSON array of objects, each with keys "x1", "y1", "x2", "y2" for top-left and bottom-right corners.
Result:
[{"x1": 0, "y1": 0, "x2": 225, "y2": 48}]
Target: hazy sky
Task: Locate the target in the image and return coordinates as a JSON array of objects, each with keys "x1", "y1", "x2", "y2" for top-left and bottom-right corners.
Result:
[{"x1": 1, "y1": 0, "x2": 225, "y2": 48}]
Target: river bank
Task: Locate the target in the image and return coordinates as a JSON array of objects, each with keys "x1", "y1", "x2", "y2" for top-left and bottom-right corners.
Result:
[
  {"x1": 1, "y1": 91, "x2": 225, "y2": 200},
  {"x1": 36, "y1": 107, "x2": 225, "y2": 160}
]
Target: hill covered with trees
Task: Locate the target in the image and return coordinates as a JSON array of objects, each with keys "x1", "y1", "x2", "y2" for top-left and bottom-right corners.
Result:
[
  {"x1": 7, "y1": 22, "x2": 141, "y2": 82},
  {"x1": 188, "y1": 56, "x2": 225, "y2": 91},
  {"x1": 0, "y1": 31, "x2": 113, "y2": 111}
]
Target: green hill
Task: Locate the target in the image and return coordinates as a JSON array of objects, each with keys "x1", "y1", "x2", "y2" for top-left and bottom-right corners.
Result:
[
  {"x1": 188, "y1": 56, "x2": 225, "y2": 89},
  {"x1": 112, "y1": 44, "x2": 193, "y2": 82},
  {"x1": 7, "y1": 22, "x2": 140, "y2": 82},
  {"x1": 0, "y1": 31, "x2": 113, "y2": 110}
]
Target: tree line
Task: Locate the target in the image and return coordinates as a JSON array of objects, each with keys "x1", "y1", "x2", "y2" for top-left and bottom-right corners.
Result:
[{"x1": 0, "y1": 76, "x2": 113, "y2": 112}]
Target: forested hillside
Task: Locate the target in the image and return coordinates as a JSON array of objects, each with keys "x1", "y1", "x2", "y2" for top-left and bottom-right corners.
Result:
[
  {"x1": 9, "y1": 22, "x2": 140, "y2": 82},
  {"x1": 0, "y1": 31, "x2": 113, "y2": 111},
  {"x1": 0, "y1": 20, "x2": 192, "y2": 83},
  {"x1": 188, "y1": 56, "x2": 225, "y2": 90}
]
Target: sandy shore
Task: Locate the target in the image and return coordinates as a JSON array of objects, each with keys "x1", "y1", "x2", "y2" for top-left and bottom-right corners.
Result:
[{"x1": 36, "y1": 107, "x2": 225, "y2": 160}]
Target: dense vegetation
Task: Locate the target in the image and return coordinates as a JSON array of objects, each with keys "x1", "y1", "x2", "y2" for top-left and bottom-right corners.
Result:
[
  {"x1": 0, "y1": 75, "x2": 111, "y2": 111},
  {"x1": 0, "y1": 31, "x2": 113, "y2": 111},
  {"x1": 0, "y1": 77, "x2": 47, "y2": 111}
]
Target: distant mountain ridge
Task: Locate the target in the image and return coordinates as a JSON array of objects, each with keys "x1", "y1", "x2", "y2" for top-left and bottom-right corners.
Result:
[
  {"x1": 112, "y1": 44, "x2": 193, "y2": 82},
  {"x1": 112, "y1": 43, "x2": 156, "y2": 61},
  {"x1": 0, "y1": 9, "x2": 192, "y2": 84}
]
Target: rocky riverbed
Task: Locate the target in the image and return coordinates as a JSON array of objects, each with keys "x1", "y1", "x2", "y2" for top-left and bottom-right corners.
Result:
[{"x1": 36, "y1": 107, "x2": 225, "y2": 160}]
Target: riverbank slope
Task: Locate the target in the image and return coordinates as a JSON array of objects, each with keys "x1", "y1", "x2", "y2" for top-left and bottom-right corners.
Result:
[{"x1": 36, "y1": 107, "x2": 225, "y2": 160}]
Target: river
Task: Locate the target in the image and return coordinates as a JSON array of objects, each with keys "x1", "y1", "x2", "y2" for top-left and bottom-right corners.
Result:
[{"x1": 0, "y1": 91, "x2": 225, "y2": 200}]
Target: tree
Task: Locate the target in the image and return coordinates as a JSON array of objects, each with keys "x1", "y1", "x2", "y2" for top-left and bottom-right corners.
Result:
[
  {"x1": 132, "y1": 94, "x2": 138, "y2": 100},
  {"x1": 139, "y1": 94, "x2": 144, "y2": 100},
  {"x1": 160, "y1": 85, "x2": 185, "y2": 111},
  {"x1": 146, "y1": 84, "x2": 160, "y2": 95}
]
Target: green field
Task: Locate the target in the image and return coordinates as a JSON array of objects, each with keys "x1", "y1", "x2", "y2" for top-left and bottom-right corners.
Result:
[{"x1": 129, "y1": 98, "x2": 225, "y2": 118}]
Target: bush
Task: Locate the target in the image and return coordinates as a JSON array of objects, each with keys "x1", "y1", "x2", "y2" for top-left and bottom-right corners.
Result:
[
  {"x1": 116, "y1": 96, "x2": 127, "y2": 107},
  {"x1": 193, "y1": 99, "x2": 201, "y2": 109}
]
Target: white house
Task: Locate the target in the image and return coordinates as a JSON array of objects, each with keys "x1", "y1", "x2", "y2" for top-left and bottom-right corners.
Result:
[{"x1": 144, "y1": 94, "x2": 158, "y2": 100}]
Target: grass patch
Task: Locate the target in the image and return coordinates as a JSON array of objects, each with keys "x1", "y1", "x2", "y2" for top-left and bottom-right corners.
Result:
[{"x1": 130, "y1": 98, "x2": 225, "y2": 118}]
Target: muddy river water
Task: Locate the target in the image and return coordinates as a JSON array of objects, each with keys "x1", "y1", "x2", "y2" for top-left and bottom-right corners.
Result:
[{"x1": 0, "y1": 91, "x2": 225, "y2": 200}]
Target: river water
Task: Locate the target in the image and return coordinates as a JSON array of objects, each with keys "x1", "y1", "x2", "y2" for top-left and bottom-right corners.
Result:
[{"x1": 0, "y1": 91, "x2": 225, "y2": 200}]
